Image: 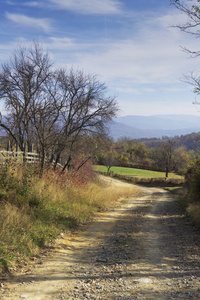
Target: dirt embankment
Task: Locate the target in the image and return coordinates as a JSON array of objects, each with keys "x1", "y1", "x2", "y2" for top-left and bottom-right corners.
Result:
[{"x1": 1, "y1": 177, "x2": 200, "y2": 299}]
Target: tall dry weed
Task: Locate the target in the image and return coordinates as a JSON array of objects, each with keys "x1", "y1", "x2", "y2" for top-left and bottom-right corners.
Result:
[
  {"x1": 0, "y1": 163, "x2": 138, "y2": 274},
  {"x1": 187, "y1": 204, "x2": 200, "y2": 227}
]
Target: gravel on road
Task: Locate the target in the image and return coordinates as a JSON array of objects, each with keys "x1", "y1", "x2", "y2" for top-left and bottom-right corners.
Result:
[{"x1": 1, "y1": 178, "x2": 200, "y2": 299}]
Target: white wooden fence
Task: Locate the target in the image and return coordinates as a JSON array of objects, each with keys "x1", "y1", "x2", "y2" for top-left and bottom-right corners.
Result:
[{"x1": 0, "y1": 150, "x2": 40, "y2": 164}]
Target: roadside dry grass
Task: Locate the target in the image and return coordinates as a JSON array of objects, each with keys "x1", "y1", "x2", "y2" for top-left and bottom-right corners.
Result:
[
  {"x1": 0, "y1": 163, "x2": 138, "y2": 275},
  {"x1": 164, "y1": 186, "x2": 200, "y2": 229},
  {"x1": 187, "y1": 204, "x2": 200, "y2": 227}
]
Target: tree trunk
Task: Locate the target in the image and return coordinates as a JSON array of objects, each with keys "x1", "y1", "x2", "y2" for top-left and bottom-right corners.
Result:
[
  {"x1": 54, "y1": 154, "x2": 60, "y2": 170},
  {"x1": 165, "y1": 165, "x2": 169, "y2": 178},
  {"x1": 40, "y1": 147, "x2": 45, "y2": 177},
  {"x1": 76, "y1": 156, "x2": 91, "y2": 172},
  {"x1": 61, "y1": 156, "x2": 72, "y2": 174},
  {"x1": 23, "y1": 142, "x2": 27, "y2": 163}
]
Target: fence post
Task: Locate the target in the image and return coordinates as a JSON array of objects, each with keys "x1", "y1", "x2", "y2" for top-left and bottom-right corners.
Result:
[
  {"x1": 7, "y1": 140, "x2": 10, "y2": 151},
  {"x1": 23, "y1": 142, "x2": 27, "y2": 163},
  {"x1": 16, "y1": 141, "x2": 18, "y2": 161}
]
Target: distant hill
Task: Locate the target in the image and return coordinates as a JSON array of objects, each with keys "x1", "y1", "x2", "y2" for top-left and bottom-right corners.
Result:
[{"x1": 109, "y1": 115, "x2": 200, "y2": 140}]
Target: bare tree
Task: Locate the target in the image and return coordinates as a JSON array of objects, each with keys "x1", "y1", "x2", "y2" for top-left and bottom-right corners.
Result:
[
  {"x1": 171, "y1": 0, "x2": 200, "y2": 101},
  {"x1": 0, "y1": 42, "x2": 52, "y2": 152},
  {"x1": 29, "y1": 94, "x2": 61, "y2": 176},
  {"x1": 51, "y1": 68, "x2": 118, "y2": 171},
  {"x1": 59, "y1": 134, "x2": 98, "y2": 173},
  {"x1": 153, "y1": 139, "x2": 176, "y2": 178},
  {"x1": 102, "y1": 150, "x2": 118, "y2": 174},
  {"x1": 0, "y1": 43, "x2": 118, "y2": 176},
  {"x1": 171, "y1": 0, "x2": 200, "y2": 44}
]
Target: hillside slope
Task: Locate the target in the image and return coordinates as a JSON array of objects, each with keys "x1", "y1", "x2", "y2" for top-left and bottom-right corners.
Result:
[{"x1": 109, "y1": 114, "x2": 200, "y2": 140}]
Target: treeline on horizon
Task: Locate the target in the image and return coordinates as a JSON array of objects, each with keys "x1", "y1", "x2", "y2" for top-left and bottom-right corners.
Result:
[
  {"x1": 134, "y1": 131, "x2": 200, "y2": 153},
  {"x1": 95, "y1": 131, "x2": 200, "y2": 178}
]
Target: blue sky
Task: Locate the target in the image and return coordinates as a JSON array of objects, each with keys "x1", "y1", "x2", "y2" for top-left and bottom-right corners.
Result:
[{"x1": 0, "y1": 0, "x2": 200, "y2": 116}]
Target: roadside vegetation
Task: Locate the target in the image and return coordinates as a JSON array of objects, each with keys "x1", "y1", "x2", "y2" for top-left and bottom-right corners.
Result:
[
  {"x1": 164, "y1": 166, "x2": 200, "y2": 230},
  {"x1": 0, "y1": 162, "x2": 138, "y2": 275},
  {"x1": 183, "y1": 161, "x2": 200, "y2": 228}
]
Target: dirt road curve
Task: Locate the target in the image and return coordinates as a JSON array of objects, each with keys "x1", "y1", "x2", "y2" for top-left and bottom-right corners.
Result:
[{"x1": 1, "y1": 177, "x2": 200, "y2": 299}]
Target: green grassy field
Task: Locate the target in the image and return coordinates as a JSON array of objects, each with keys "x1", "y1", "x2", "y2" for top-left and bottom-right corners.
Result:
[{"x1": 94, "y1": 165, "x2": 183, "y2": 179}]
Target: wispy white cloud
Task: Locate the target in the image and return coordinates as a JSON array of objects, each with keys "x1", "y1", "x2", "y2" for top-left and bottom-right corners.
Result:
[
  {"x1": 143, "y1": 88, "x2": 156, "y2": 93},
  {"x1": 5, "y1": 1, "x2": 16, "y2": 5},
  {"x1": 162, "y1": 86, "x2": 190, "y2": 93},
  {"x1": 1, "y1": 1, "x2": 199, "y2": 117},
  {"x1": 57, "y1": 9, "x2": 196, "y2": 86},
  {"x1": 5, "y1": 1, "x2": 43, "y2": 8},
  {"x1": 49, "y1": 0, "x2": 122, "y2": 15},
  {"x1": 116, "y1": 87, "x2": 141, "y2": 95},
  {"x1": 23, "y1": 1, "x2": 42, "y2": 7},
  {"x1": 68, "y1": 39, "x2": 183, "y2": 85},
  {"x1": 48, "y1": 37, "x2": 76, "y2": 49},
  {"x1": 5, "y1": 12, "x2": 52, "y2": 32}
]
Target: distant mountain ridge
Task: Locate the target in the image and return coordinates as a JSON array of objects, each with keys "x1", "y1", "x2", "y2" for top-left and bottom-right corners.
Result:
[
  {"x1": 109, "y1": 114, "x2": 200, "y2": 140},
  {"x1": 1, "y1": 114, "x2": 200, "y2": 140}
]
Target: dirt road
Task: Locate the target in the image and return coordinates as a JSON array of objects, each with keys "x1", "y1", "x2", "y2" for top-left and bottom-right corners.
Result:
[{"x1": 1, "y1": 177, "x2": 200, "y2": 299}]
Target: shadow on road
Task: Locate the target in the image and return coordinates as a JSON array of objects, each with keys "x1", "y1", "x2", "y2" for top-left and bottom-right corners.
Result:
[{"x1": 3, "y1": 189, "x2": 200, "y2": 299}]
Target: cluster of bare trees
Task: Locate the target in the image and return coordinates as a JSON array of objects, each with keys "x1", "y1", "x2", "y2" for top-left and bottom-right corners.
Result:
[{"x1": 0, "y1": 43, "x2": 118, "y2": 175}]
